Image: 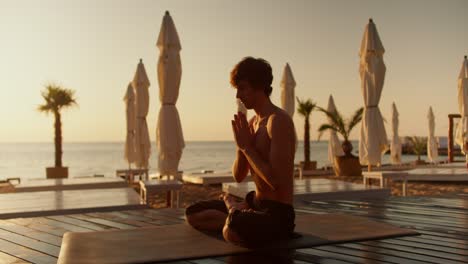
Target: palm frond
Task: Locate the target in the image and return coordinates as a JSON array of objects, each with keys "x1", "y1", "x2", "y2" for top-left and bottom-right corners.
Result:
[
  {"x1": 408, "y1": 136, "x2": 427, "y2": 155},
  {"x1": 38, "y1": 83, "x2": 77, "y2": 114},
  {"x1": 346, "y1": 107, "x2": 364, "y2": 137},
  {"x1": 317, "y1": 105, "x2": 364, "y2": 142},
  {"x1": 296, "y1": 97, "x2": 317, "y2": 117},
  {"x1": 317, "y1": 124, "x2": 338, "y2": 140}
]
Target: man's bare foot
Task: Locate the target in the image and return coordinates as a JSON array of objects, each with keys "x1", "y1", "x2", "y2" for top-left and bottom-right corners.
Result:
[{"x1": 222, "y1": 194, "x2": 248, "y2": 211}]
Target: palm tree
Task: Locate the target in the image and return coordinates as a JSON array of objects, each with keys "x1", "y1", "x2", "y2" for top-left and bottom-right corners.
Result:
[
  {"x1": 317, "y1": 107, "x2": 364, "y2": 157},
  {"x1": 296, "y1": 97, "x2": 317, "y2": 169},
  {"x1": 38, "y1": 84, "x2": 77, "y2": 168},
  {"x1": 407, "y1": 136, "x2": 427, "y2": 162}
]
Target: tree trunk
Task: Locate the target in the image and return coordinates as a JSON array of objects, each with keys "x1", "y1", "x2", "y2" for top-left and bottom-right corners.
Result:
[
  {"x1": 304, "y1": 115, "x2": 310, "y2": 164},
  {"x1": 342, "y1": 140, "x2": 354, "y2": 157},
  {"x1": 54, "y1": 111, "x2": 62, "y2": 167}
]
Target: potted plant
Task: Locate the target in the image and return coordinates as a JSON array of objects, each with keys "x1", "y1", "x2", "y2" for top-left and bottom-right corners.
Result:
[
  {"x1": 407, "y1": 136, "x2": 427, "y2": 165},
  {"x1": 317, "y1": 107, "x2": 364, "y2": 176},
  {"x1": 38, "y1": 84, "x2": 77, "y2": 178},
  {"x1": 296, "y1": 97, "x2": 317, "y2": 170}
]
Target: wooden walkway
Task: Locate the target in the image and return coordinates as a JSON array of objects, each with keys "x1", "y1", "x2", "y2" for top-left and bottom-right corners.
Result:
[
  {"x1": 0, "y1": 196, "x2": 466, "y2": 263},
  {"x1": 0, "y1": 188, "x2": 146, "y2": 219},
  {"x1": 13, "y1": 177, "x2": 127, "y2": 192}
]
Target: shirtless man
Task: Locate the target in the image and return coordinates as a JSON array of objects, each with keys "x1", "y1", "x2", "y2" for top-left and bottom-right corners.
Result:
[{"x1": 185, "y1": 57, "x2": 297, "y2": 247}]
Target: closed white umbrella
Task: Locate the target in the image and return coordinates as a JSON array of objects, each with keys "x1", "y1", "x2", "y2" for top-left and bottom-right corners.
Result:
[
  {"x1": 133, "y1": 59, "x2": 151, "y2": 171},
  {"x1": 358, "y1": 19, "x2": 388, "y2": 169},
  {"x1": 156, "y1": 11, "x2": 185, "y2": 179},
  {"x1": 390, "y1": 102, "x2": 402, "y2": 164},
  {"x1": 280, "y1": 63, "x2": 296, "y2": 117},
  {"x1": 427, "y1": 106, "x2": 438, "y2": 163},
  {"x1": 124, "y1": 83, "x2": 136, "y2": 167},
  {"x1": 326, "y1": 95, "x2": 344, "y2": 165},
  {"x1": 455, "y1": 55, "x2": 468, "y2": 154}
]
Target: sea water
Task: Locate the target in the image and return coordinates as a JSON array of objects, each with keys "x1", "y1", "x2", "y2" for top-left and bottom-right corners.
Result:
[{"x1": 0, "y1": 141, "x2": 439, "y2": 179}]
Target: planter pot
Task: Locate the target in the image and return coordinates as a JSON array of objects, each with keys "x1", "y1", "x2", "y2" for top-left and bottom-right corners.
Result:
[
  {"x1": 412, "y1": 160, "x2": 426, "y2": 166},
  {"x1": 300, "y1": 161, "x2": 317, "y2": 170},
  {"x1": 333, "y1": 155, "x2": 362, "y2": 176},
  {"x1": 46, "y1": 167, "x2": 68, "y2": 179}
]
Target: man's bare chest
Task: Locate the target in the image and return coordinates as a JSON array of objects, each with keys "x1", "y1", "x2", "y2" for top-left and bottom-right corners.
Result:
[{"x1": 253, "y1": 118, "x2": 271, "y2": 159}]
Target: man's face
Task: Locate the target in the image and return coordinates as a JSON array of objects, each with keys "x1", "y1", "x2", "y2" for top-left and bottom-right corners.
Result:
[{"x1": 236, "y1": 80, "x2": 260, "y2": 109}]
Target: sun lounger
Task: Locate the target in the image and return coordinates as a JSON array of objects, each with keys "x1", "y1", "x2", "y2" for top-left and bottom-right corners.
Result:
[
  {"x1": 364, "y1": 168, "x2": 468, "y2": 196},
  {"x1": 0, "y1": 187, "x2": 147, "y2": 219},
  {"x1": 13, "y1": 177, "x2": 127, "y2": 192},
  {"x1": 363, "y1": 171, "x2": 409, "y2": 196},
  {"x1": 57, "y1": 213, "x2": 418, "y2": 264},
  {"x1": 365, "y1": 167, "x2": 468, "y2": 183},
  {"x1": 139, "y1": 179, "x2": 183, "y2": 207},
  {"x1": 223, "y1": 179, "x2": 390, "y2": 202},
  {"x1": 115, "y1": 168, "x2": 148, "y2": 183}
]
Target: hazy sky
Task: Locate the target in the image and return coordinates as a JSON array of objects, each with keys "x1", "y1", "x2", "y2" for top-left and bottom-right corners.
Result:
[{"x1": 0, "y1": 0, "x2": 467, "y2": 142}]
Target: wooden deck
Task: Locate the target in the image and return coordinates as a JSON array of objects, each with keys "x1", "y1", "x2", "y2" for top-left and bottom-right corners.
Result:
[
  {"x1": 223, "y1": 179, "x2": 391, "y2": 202},
  {"x1": 406, "y1": 167, "x2": 468, "y2": 181},
  {"x1": 13, "y1": 177, "x2": 127, "y2": 192},
  {"x1": 383, "y1": 167, "x2": 468, "y2": 182},
  {"x1": 0, "y1": 196, "x2": 466, "y2": 263},
  {"x1": 0, "y1": 188, "x2": 147, "y2": 219}
]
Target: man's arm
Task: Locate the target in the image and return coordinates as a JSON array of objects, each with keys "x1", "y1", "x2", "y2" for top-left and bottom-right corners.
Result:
[
  {"x1": 231, "y1": 116, "x2": 254, "y2": 182},
  {"x1": 241, "y1": 114, "x2": 296, "y2": 190},
  {"x1": 232, "y1": 149, "x2": 249, "y2": 182}
]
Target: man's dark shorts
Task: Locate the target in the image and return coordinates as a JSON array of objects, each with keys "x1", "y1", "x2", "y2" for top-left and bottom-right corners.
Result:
[{"x1": 185, "y1": 191, "x2": 295, "y2": 247}]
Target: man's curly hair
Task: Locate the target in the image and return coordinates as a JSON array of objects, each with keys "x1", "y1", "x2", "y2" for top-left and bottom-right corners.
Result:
[{"x1": 230, "y1": 57, "x2": 273, "y2": 96}]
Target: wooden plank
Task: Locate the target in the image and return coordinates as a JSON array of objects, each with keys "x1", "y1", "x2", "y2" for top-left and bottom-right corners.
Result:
[
  {"x1": 124, "y1": 209, "x2": 184, "y2": 223},
  {"x1": 85, "y1": 212, "x2": 155, "y2": 227},
  {"x1": 338, "y1": 242, "x2": 459, "y2": 264},
  {"x1": 68, "y1": 214, "x2": 137, "y2": 229},
  {"x1": 6, "y1": 219, "x2": 70, "y2": 237},
  {"x1": 0, "y1": 220, "x2": 62, "y2": 246},
  {"x1": 399, "y1": 235, "x2": 468, "y2": 249},
  {"x1": 25, "y1": 218, "x2": 94, "y2": 233},
  {"x1": 297, "y1": 248, "x2": 365, "y2": 263},
  {"x1": 361, "y1": 241, "x2": 466, "y2": 263},
  {"x1": 46, "y1": 215, "x2": 112, "y2": 231},
  {"x1": 0, "y1": 229, "x2": 60, "y2": 257},
  {"x1": 0, "y1": 251, "x2": 30, "y2": 264},
  {"x1": 97, "y1": 211, "x2": 157, "y2": 222},
  {"x1": 316, "y1": 244, "x2": 428, "y2": 264},
  {"x1": 376, "y1": 238, "x2": 468, "y2": 256},
  {"x1": 0, "y1": 238, "x2": 57, "y2": 264},
  {"x1": 337, "y1": 207, "x2": 465, "y2": 230}
]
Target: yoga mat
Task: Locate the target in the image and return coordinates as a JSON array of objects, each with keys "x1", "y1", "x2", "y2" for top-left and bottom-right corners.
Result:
[{"x1": 58, "y1": 213, "x2": 418, "y2": 264}]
